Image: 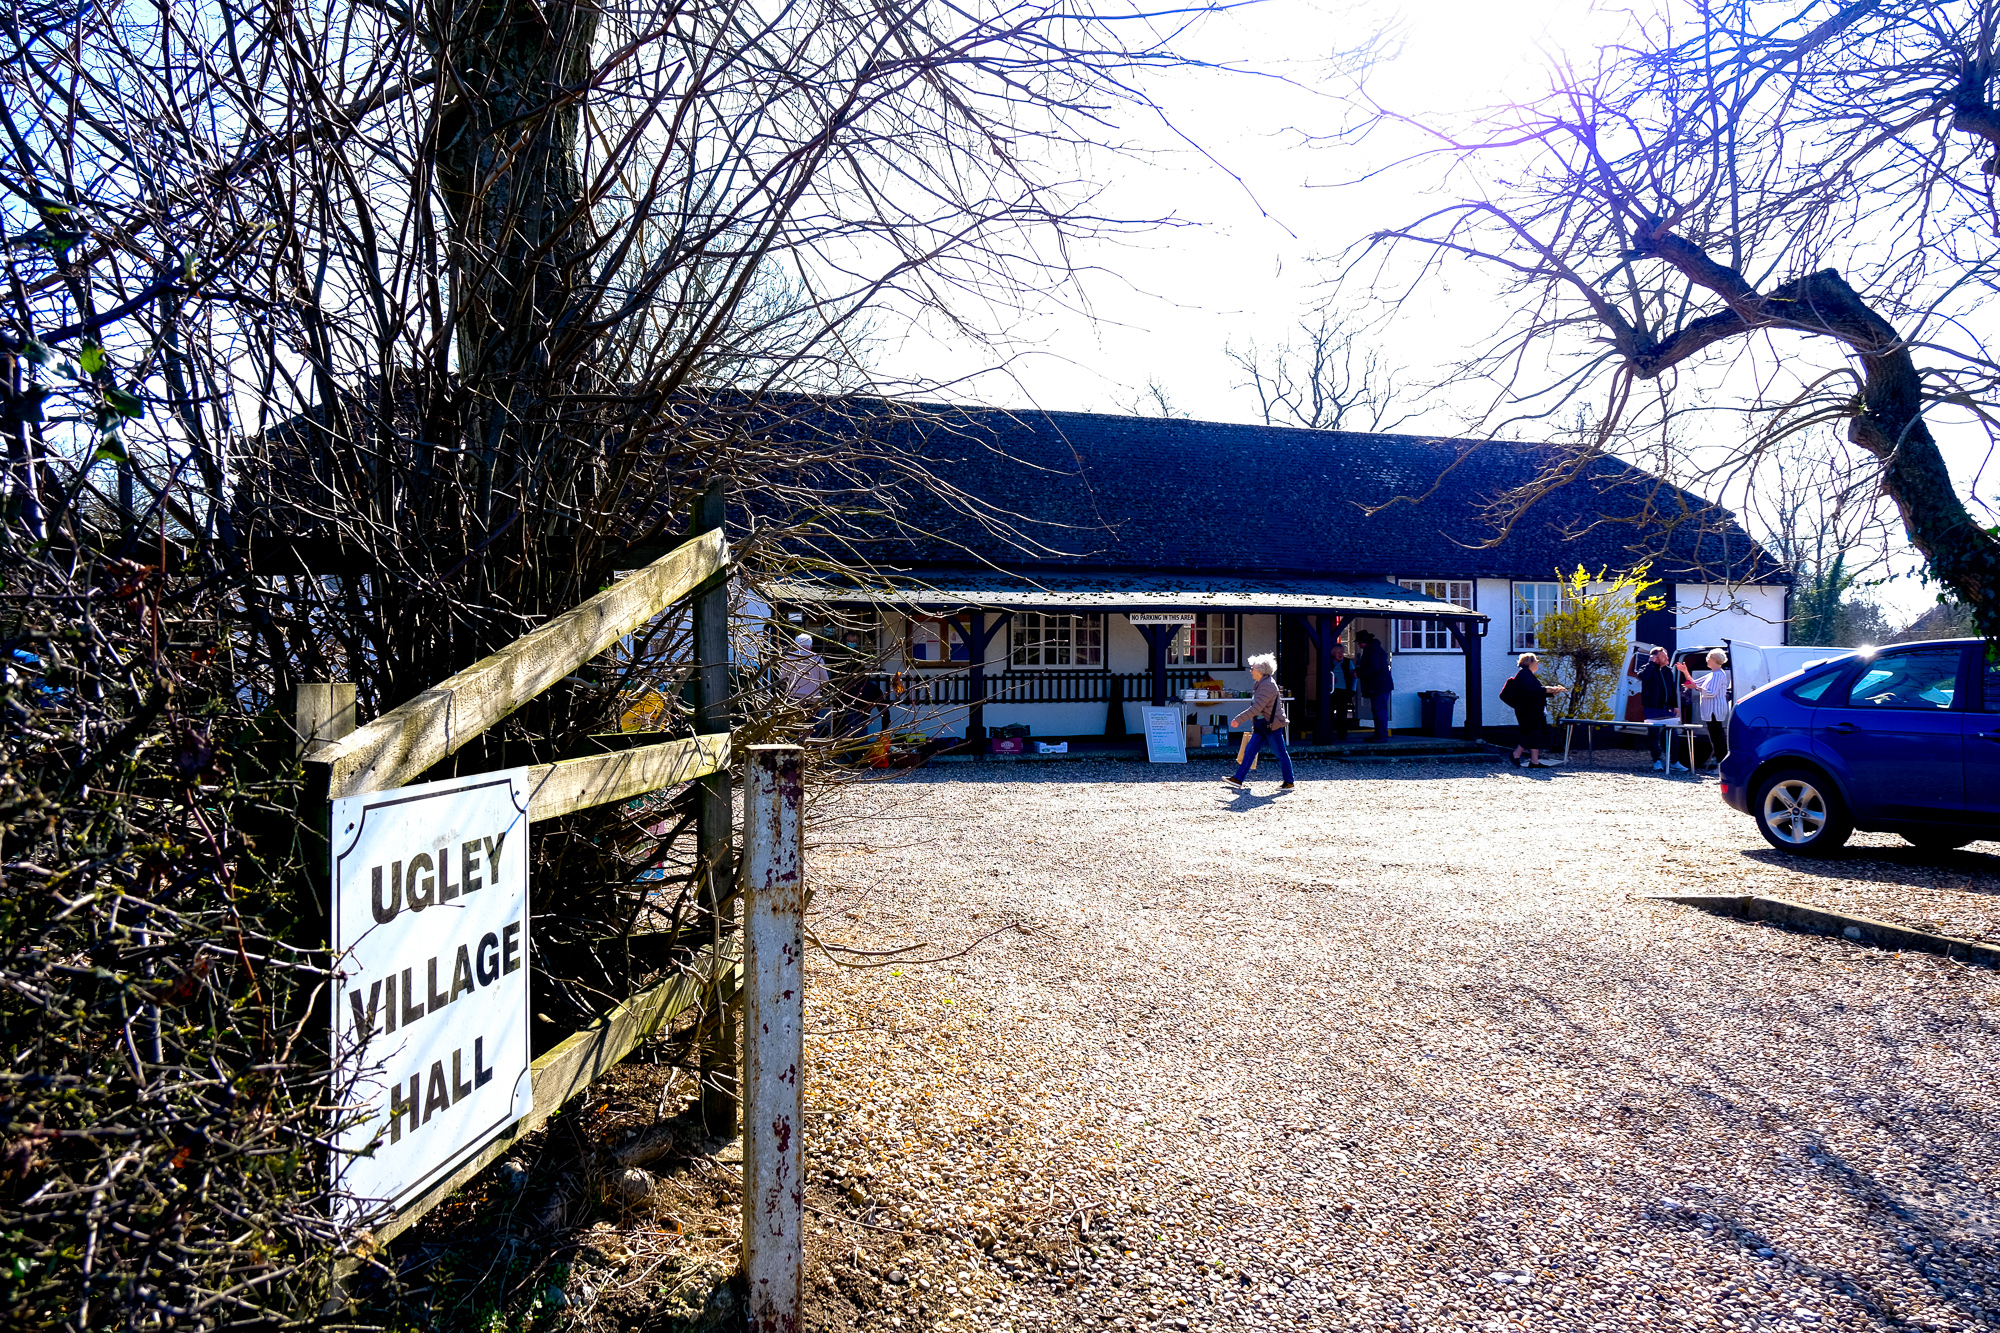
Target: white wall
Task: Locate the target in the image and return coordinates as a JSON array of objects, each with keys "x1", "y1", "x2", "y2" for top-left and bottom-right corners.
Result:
[
  {"x1": 862, "y1": 587, "x2": 1788, "y2": 738},
  {"x1": 1675, "y1": 583, "x2": 1790, "y2": 649}
]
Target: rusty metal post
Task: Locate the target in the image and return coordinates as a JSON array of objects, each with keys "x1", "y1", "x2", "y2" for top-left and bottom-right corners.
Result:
[
  {"x1": 739, "y1": 745, "x2": 804, "y2": 1332},
  {"x1": 691, "y1": 478, "x2": 739, "y2": 1135}
]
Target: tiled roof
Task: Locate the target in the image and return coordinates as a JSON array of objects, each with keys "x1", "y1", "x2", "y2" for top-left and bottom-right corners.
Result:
[
  {"x1": 799, "y1": 400, "x2": 1785, "y2": 586},
  {"x1": 766, "y1": 569, "x2": 1489, "y2": 619}
]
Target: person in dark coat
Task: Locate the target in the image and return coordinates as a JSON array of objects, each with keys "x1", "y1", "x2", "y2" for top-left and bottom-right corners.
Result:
[
  {"x1": 1501, "y1": 652, "x2": 1566, "y2": 769},
  {"x1": 1635, "y1": 644, "x2": 1686, "y2": 773},
  {"x1": 1327, "y1": 638, "x2": 1358, "y2": 741},
  {"x1": 1354, "y1": 629, "x2": 1395, "y2": 742}
]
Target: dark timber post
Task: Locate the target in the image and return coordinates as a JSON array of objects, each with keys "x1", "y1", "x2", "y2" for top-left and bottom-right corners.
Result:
[
  {"x1": 1309, "y1": 614, "x2": 1351, "y2": 745},
  {"x1": 1137, "y1": 623, "x2": 1175, "y2": 707},
  {"x1": 966, "y1": 611, "x2": 987, "y2": 742},
  {"x1": 1451, "y1": 617, "x2": 1485, "y2": 742},
  {"x1": 691, "y1": 478, "x2": 737, "y2": 1135},
  {"x1": 959, "y1": 612, "x2": 1011, "y2": 744}
]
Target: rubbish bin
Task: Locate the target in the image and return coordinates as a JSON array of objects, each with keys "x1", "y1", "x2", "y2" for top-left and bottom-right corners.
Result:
[{"x1": 1418, "y1": 689, "x2": 1459, "y2": 739}]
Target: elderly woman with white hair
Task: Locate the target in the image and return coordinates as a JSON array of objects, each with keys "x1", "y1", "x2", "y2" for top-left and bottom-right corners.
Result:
[
  {"x1": 1223, "y1": 653, "x2": 1295, "y2": 791},
  {"x1": 1689, "y1": 648, "x2": 1732, "y2": 772}
]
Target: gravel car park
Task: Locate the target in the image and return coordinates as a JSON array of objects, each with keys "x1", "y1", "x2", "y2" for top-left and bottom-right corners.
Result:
[{"x1": 800, "y1": 755, "x2": 2000, "y2": 1333}]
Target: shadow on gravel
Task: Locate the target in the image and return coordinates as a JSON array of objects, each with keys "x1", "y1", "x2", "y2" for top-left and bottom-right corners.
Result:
[
  {"x1": 1442, "y1": 966, "x2": 2000, "y2": 1328},
  {"x1": 1741, "y1": 845, "x2": 2000, "y2": 891}
]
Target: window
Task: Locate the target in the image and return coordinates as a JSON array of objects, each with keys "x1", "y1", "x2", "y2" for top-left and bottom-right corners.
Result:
[
  {"x1": 1010, "y1": 612, "x2": 1105, "y2": 668},
  {"x1": 1167, "y1": 614, "x2": 1239, "y2": 667},
  {"x1": 1394, "y1": 579, "x2": 1475, "y2": 651},
  {"x1": 1511, "y1": 581, "x2": 1570, "y2": 652},
  {"x1": 908, "y1": 617, "x2": 968, "y2": 665},
  {"x1": 1785, "y1": 669, "x2": 1842, "y2": 705},
  {"x1": 1842, "y1": 648, "x2": 1962, "y2": 711}
]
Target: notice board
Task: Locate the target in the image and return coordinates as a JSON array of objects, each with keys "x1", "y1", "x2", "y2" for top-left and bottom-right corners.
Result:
[
  {"x1": 330, "y1": 769, "x2": 534, "y2": 1225},
  {"x1": 1141, "y1": 705, "x2": 1188, "y2": 764}
]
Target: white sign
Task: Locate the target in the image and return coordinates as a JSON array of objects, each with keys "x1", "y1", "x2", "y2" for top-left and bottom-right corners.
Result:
[
  {"x1": 1141, "y1": 705, "x2": 1188, "y2": 763},
  {"x1": 1126, "y1": 612, "x2": 1195, "y2": 625},
  {"x1": 329, "y1": 769, "x2": 533, "y2": 1225}
]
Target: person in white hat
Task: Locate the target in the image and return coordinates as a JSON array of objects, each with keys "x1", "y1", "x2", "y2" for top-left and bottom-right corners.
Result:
[{"x1": 779, "y1": 631, "x2": 831, "y2": 733}]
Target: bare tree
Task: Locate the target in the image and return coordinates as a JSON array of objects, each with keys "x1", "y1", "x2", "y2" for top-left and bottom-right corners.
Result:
[
  {"x1": 1117, "y1": 376, "x2": 1192, "y2": 418},
  {"x1": 1225, "y1": 308, "x2": 1411, "y2": 431},
  {"x1": 1751, "y1": 428, "x2": 1900, "y2": 641},
  {"x1": 0, "y1": 0, "x2": 1218, "y2": 1318},
  {"x1": 1354, "y1": 0, "x2": 2000, "y2": 633}
]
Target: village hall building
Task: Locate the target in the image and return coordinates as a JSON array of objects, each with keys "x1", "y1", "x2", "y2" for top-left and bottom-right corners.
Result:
[{"x1": 773, "y1": 403, "x2": 1789, "y2": 746}]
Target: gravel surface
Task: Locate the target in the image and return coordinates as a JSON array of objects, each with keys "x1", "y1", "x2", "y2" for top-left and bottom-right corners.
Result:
[
  {"x1": 1553, "y1": 748, "x2": 2000, "y2": 944},
  {"x1": 797, "y1": 757, "x2": 2000, "y2": 1333}
]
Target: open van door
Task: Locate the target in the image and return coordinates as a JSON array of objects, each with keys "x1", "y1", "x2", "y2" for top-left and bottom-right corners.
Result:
[{"x1": 1621, "y1": 644, "x2": 1651, "y2": 722}]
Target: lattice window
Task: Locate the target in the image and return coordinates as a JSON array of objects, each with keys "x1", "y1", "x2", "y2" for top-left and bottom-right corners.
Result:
[
  {"x1": 1167, "y1": 614, "x2": 1239, "y2": 667},
  {"x1": 1511, "y1": 582, "x2": 1570, "y2": 652},
  {"x1": 1010, "y1": 612, "x2": 1105, "y2": 668},
  {"x1": 1393, "y1": 580, "x2": 1476, "y2": 651},
  {"x1": 908, "y1": 617, "x2": 969, "y2": 664}
]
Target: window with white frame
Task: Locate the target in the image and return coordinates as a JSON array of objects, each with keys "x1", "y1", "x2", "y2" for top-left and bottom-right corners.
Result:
[
  {"x1": 1010, "y1": 612, "x2": 1105, "y2": 668},
  {"x1": 1511, "y1": 582, "x2": 1570, "y2": 651},
  {"x1": 908, "y1": 616, "x2": 969, "y2": 665},
  {"x1": 1393, "y1": 579, "x2": 1476, "y2": 651},
  {"x1": 1167, "y1": 613, "x2": 1239, "y2": 667}
]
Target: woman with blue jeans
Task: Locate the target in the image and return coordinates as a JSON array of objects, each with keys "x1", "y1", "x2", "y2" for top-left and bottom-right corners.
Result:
[{"x1": 1224, "y1": 654, "x2": 1295, "y2": 791}]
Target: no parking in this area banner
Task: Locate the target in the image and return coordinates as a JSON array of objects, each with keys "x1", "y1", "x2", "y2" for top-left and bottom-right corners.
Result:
[{"x1": 330, "y1": 769, "x2": 533, "y2": 1226}]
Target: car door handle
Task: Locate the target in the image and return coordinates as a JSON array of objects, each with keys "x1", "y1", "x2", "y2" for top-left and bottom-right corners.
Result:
[
  {"x1": 1978, "y1": 731, "x2": 2000, "y2": 743},
  {"x1": 1826, "y1": 722, "x2": 1860, "y2": 735}
]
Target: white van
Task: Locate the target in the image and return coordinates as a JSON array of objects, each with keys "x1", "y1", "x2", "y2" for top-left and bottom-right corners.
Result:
[
  {"x1": 1610, "y1": 641, "x2": 1853, "y2": 720},
  {"x1": 1720, "y1": 641, "x2": 1855, "y2": 699}
]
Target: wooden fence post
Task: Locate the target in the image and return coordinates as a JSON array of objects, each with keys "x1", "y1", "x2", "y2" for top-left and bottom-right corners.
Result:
[
  {"x1": 691, "y1": 478, "x2": 739, "y2": 1136},
  {"x1": 295, "y1": 683, "x2": 356, "y2": 903},
  {"x1": 299, "y1": 682, "x2": 356, "y2": 1317},
  {"x1": 294, "y1": 682, "x2": 357, "y2": 757},
  {"x1": 739, "y1": 745, "x2": 804, "y2": 1332}
]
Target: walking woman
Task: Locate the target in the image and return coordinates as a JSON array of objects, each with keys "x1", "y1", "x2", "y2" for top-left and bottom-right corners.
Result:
[
  {"x1": 1224, "y1": 654, "x2": 1295, "y2": 791},
  {"x1": 1501, "y1": 652, "x2": 1565, "y2": 769}
]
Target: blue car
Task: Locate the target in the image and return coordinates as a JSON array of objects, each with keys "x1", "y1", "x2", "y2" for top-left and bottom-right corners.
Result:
[{"x1": 1719, "y1": 637, "x2": 1996, "y2": 856}]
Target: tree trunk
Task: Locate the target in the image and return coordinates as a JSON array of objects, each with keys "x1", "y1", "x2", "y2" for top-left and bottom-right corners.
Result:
[{"x1": 1767, "y1": 271, "x2": 2000, "y2": 637}]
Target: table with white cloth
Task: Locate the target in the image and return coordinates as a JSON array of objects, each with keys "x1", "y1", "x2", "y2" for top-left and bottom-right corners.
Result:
[{"x1": 1556, "y1": 716, "x2": 1709, "y2": 772}]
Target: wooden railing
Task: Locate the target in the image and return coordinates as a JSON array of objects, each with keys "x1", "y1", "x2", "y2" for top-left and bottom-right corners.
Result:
[{"x1": 862, "y1": 669, "x2": 1233, "y2": 708}]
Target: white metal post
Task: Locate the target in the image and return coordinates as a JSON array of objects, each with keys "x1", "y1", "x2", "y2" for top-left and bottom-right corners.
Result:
[{"x1": 739, "y1": 745, "x2": 804, "y2": 1332}]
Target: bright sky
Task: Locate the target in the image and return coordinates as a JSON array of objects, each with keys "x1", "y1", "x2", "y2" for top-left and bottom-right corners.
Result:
[
  {"x1": 878, "y1": 0, "x2": 1620, "y2": 423},
  {"x1": 870, "y1": 0, "x2": 1962, "y2": 626}
]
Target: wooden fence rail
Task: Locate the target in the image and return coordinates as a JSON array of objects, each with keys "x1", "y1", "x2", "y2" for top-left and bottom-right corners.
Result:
[
  {"x1": 345, "y1": 944, "x2": 738, "y2": 1258},
  {"x1": 319, "y1": 503, "x2": 758, "y2": 1286},
  {"x1": 308, "y1": 527, "x2": 727, "y2": 801}
]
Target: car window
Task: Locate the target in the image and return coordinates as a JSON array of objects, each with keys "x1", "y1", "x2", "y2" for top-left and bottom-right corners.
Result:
[
  {"x1": 1983, "y1": 655, "x2": 2000, "y2": 711},
  {"x1": 1786, "y1": 670, "x2": 1841, "y2": 704},
  {"x1": 1841, "y1": 648, "x2": 1963, "y2": 710}
]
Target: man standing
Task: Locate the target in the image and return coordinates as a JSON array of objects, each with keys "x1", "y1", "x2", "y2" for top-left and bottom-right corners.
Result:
[
  {"x1": 1636, "y1": 644, "x2": 1686, "y2": 773},
  {"x1": 1327, "y1": 638, "x2": 1358, "y2": 741},
  {"x1": 1354, "y1": 629, "x2": 1395, "y2": 742}
]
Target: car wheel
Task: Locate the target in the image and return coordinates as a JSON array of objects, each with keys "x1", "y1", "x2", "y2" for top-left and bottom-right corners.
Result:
[
  {"x1": 1902, "y1": 830, "x2": 1976, "y2": 852},
  {"x1": 1753, "y1": 768, "x2": 1852, "y2": 857}
]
